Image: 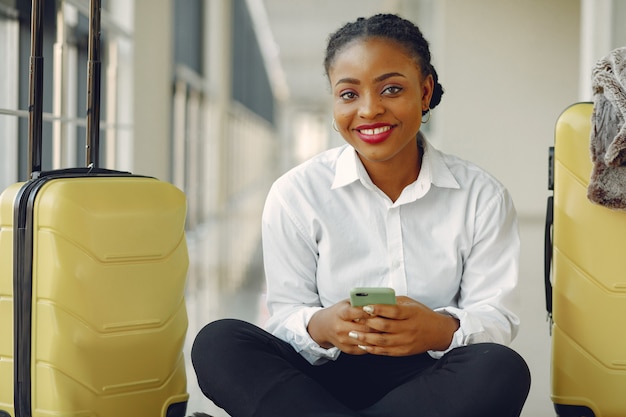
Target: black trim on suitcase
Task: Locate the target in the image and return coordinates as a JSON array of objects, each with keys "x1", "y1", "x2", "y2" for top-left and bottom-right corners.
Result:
[
  {"x1": 544, "y1": 197, "x2": 553, "y2": 317},
  {"x1": 13, "y1": 180, "x2": 40, "y2": 417},
  {"x1": 33, "y1": 167, "x2": 132, "y2": 179},
  {"x1": 544, "y1": 146, "x2": 554, "y2": 332}
]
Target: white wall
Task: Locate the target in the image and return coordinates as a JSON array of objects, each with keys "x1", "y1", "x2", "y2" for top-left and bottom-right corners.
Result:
[{"x1": 432, "y1": 0, "x2": 580, "y2": 218}]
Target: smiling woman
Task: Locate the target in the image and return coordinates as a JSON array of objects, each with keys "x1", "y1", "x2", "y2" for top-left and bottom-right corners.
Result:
[
  {"x1": 191, "y1": 13, "x2": 530, "y2": 417},
  {"x1": 328, "y1": 37, "x2": 433, "y2": 200}
]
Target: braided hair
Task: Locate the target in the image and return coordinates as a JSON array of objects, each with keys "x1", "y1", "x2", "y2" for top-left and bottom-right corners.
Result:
[{"x1": 324, "y1": 14, "x2": 444, "y2": 114}]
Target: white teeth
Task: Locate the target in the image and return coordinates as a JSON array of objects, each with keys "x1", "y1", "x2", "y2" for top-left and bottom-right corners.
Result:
[{"x1": 360, "y1": 126, "x2": 391, "y2": 135}]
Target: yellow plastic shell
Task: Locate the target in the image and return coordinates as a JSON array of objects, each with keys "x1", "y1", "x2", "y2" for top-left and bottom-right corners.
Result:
[
  {"x1": 0, "y1": 176, "x2": 189, "y2": 417},
  {"x1": 552, "y1": 102, "x2": 626, "y2": 416}
]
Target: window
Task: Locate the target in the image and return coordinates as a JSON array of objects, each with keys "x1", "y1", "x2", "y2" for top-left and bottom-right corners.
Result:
[{"x1": 0, "y1": 3, "x2": 19, "y2": 189}]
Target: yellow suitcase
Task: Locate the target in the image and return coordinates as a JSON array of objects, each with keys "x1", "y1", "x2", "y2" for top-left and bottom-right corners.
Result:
[
  {"x1": 547, "y1": 102, "x2": 626, "y2": 416},
  {"x1": 0, "y1": 177, "x2": 189, "y2": 417},
  {"x1": 0, "y1": 1, "x2": 189, "y2": 415}
]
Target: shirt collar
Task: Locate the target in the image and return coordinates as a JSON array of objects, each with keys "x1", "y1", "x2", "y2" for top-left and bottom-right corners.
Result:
[
  {"x1": 331, "y1": 133, "x2": 460, "y2": 195},
  {"x1": 331, "y1": 145, "x2": 362, "y2": 190},
  {"x1": 421, "y1": 134, "x2": 460, "y2": 190}
]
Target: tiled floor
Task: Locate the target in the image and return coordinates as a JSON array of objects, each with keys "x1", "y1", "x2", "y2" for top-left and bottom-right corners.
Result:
[{"x1": 183, "y1": 217, "x2": 555, "y2": 417}]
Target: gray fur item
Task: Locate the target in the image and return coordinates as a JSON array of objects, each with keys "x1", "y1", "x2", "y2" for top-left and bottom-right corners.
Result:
[{"x1": 588, "y1": 47, "x2": 626, "y2": 210}]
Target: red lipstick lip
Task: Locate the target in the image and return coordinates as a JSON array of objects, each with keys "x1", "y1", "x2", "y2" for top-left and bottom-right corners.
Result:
[{"x1": 355, "y1": 123, "x2": 395, "y2": 144}]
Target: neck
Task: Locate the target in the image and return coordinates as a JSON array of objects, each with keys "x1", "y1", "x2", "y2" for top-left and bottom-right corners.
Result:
[{"x1": 360, "y1": 139, "x2": 423, "y2": 202}]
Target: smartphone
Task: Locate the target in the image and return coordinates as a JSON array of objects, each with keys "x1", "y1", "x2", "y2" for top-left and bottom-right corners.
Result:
[{"x1": 350, "y1": 287, "x2": 396, "y2": 307}]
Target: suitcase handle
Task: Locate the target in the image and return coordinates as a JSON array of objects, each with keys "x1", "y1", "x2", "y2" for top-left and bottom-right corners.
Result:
[
  {"x1": 85, "y1": 0, "x2": 102, "y2": 168},
  {"x1": 27, "y1": 0, "x2": 44, "y2": 178},
  {"x1": 27, "y1": 0, "x2": 103, "y2": 178}
]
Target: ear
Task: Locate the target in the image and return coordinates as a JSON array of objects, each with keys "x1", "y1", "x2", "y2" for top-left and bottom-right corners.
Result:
[{"x1": 421, "y1": 74, "x2": 435, "y2": 112}]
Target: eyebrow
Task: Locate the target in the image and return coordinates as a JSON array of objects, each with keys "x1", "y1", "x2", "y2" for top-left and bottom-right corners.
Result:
[{"x1": 334, "y1": 72, "x2": 406, "y2": 87}]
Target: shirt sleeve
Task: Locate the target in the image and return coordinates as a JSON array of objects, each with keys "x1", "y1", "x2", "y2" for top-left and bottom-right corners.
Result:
[
  {"x1": 428, "y1": 186, "x2": 521, "y2": 359},
  {"x1": 261, "y1": 182, "x2": 341, "y2": 365}
]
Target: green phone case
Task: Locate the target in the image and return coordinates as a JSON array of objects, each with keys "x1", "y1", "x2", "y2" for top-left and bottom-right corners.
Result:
[{"x1": 350, "y1": 287, "x2": 396, "y2": 306}]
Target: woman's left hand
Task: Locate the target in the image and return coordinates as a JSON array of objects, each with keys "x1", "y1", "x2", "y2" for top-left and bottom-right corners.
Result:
[{"x1": 349, "y1": 296, "x2": 460, "y2": 356}]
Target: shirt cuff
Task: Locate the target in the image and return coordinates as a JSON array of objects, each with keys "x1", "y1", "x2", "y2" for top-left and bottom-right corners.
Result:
[
  {"x1": 283, "y1": 306, "x2": 342, "y2": 365},
  {"x1": 427, "y1": 307, "x2": 487, "y2": 359}
]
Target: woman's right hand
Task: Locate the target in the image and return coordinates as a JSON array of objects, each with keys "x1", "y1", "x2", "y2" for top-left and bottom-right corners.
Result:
[{"x1": 307, "y1": 300, "x2": 373, "y2": 354}]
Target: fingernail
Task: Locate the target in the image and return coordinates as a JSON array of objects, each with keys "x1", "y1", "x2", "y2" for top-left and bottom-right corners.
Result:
[
  {"x1": 358, "y1": 345, "x2": 368, "y2": 351},
  {"x1": 348, "y1": 331, "x2": 358, "y2": 339},
  {"x1": 363, "y1": 305, "x2": 374, "y2": 315}
]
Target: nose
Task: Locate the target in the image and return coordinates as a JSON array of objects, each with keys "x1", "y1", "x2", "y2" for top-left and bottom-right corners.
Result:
[{"x1": 358, "y1": 92, "x2": 384, "y2": 119}]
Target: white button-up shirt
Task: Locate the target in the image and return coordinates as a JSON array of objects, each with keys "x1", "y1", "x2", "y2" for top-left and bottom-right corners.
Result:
[{"x1": 262, "y1": 136, "x2": 520, "y2": 365}]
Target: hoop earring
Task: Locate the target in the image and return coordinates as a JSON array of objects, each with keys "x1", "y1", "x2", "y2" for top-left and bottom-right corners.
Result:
[
  {"x1": 332, "y1": 119, "x2": 339, "y2": 132},
  {"x1": 422, "y1": 109, "x2": 432, "y2": 124}
]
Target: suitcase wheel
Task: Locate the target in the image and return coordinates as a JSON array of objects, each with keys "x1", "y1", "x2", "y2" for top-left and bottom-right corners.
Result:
[{"x1": 555, "y1": 404, "x2": 595, "y2": 417}]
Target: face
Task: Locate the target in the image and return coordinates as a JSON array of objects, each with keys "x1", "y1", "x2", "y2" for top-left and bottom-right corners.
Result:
[{"x1": 328, "y1": 37, "x2": 434, "y2": 169}]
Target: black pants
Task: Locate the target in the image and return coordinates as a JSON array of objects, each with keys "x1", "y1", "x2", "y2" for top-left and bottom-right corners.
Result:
[{"x1": 191, "y1": 319, "x2": 530, "y2": 417}]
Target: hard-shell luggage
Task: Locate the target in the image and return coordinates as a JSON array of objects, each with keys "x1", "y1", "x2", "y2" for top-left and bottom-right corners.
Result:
[
  {"x1": 0, "y1": 1, "x2": 189, "y2": 416},
  {"x1": 545, "y1": 102, "x2": 626, "y2": 417}
]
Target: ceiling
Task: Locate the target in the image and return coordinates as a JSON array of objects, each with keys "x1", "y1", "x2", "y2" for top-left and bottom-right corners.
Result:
[{"x1": 261, "y1": 0, "x2": 414, "y2": 111}]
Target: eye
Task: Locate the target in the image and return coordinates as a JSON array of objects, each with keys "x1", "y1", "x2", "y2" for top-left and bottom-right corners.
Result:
[
  {"x1": 339, "y1": 90, "x2": 358, "y2": 101},
  {"x1": 382, "y1": 85, "x2": 403, "y2": 95}
]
